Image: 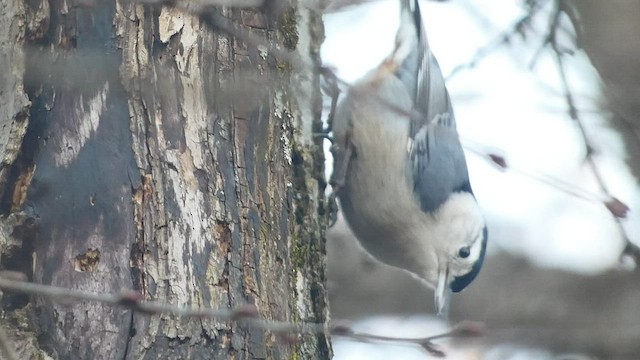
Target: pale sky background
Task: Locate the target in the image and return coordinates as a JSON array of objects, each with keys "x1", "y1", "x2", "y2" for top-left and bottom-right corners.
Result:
[{"x1": 321, "y1": 0, "x2": 640, "y2": 358}]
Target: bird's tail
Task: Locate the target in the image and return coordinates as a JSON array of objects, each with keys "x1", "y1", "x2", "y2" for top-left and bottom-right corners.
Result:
[
  {"x1": 389, "y1": 0, "x2": 425, "y2": 94},
  {"x1": 392, "y1": 0, "x2": 451, "y2": 131}
]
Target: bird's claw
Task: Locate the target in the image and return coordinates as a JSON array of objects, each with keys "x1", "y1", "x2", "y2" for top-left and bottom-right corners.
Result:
[{"x1": 328, "y1": 191, "x2": 339, "y2": 227}]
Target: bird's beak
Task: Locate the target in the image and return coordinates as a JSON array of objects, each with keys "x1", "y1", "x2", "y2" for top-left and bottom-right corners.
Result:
[{"x1": 435, "y1": 266, "x2": 452, "y2": 318}]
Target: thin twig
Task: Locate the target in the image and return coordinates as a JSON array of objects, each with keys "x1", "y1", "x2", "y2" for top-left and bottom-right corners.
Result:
[
  {"x1": 544, "y1": 0, "x2": 637, "y2": 264},
  {"x1": 447, "y1": 0, "x2": 549, "y2": 80},
  {"x1": 135, "y1": 0, "x2": 308, "y2": 70},
  {"x1": 529, "y1": 0, "x2": 578, "y2": 69},
  {"x1": 0, "y1": 275, "x2": 482, "y2": 350},
  {"x1": 462, "y1": 141, "x2": 608, "y2": 205}
]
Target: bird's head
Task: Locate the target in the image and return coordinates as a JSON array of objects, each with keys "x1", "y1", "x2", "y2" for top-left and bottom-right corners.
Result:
[{"x1": 427, "y1": 192, "x2": 488, "y2": 316}]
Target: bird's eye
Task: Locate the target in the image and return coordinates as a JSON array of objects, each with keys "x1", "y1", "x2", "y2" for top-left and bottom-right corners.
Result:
[{"x1": 458, "y1": 246, "x2": 471, "y2": 258}]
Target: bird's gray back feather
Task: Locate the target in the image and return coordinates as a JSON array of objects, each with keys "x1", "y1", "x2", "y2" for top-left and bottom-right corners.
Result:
[{"x1": 397, "y1": 0, "x2": 472, "y2": 213}]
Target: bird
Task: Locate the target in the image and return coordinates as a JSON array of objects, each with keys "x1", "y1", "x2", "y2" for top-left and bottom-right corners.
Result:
[{"x1": 329, "y1": 0, "x2": 487, "y2": 316}]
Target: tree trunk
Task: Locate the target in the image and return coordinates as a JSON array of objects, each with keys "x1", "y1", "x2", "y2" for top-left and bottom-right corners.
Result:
[{"x1": 0, "y1": 0, "x2": 330, "y2": 359}]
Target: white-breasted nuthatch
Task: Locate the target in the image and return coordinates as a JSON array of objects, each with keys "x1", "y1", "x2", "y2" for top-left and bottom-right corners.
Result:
[{"x1": 330, "y1": 0, "x2": 487, "y2": 316}]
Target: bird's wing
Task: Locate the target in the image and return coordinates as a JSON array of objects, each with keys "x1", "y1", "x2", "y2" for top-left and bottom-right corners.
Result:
[{"x1": 395, "y1": 0, "x2": 472, "y2": 213}]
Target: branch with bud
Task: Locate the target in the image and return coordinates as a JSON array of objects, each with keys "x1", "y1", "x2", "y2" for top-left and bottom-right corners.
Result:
[{"x1": 0, "y1": 272, "x2": 483, "y2": 358}]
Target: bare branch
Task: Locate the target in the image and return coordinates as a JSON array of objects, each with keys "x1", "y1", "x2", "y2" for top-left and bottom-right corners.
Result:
[
  {"x1": 137, "y1": 0, "x2": 265, "y2": 12},
  {"x1": 0, "y1": 274, "x2": 482, "y2": 353},
  {"x1": 462, "y1": 140, "x2": 609, "y2": 205},
  {"x1": 543, "y1": 0, "x2": 638, "y2": 264},
  {"x1": 447, "y1": 0, "x2": 548, "y2": 80},
  {"x1": 319, "y1": 0, "x2": 380, "y2": 13}
]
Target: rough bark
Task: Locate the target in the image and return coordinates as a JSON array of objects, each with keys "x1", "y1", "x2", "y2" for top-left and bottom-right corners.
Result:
[
  {"x1": 0, "y1": 0, "x2": 330, "y2": 359},
  {"x1": 0, "y1": 0, "x2": 31, "y2": 212}
]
